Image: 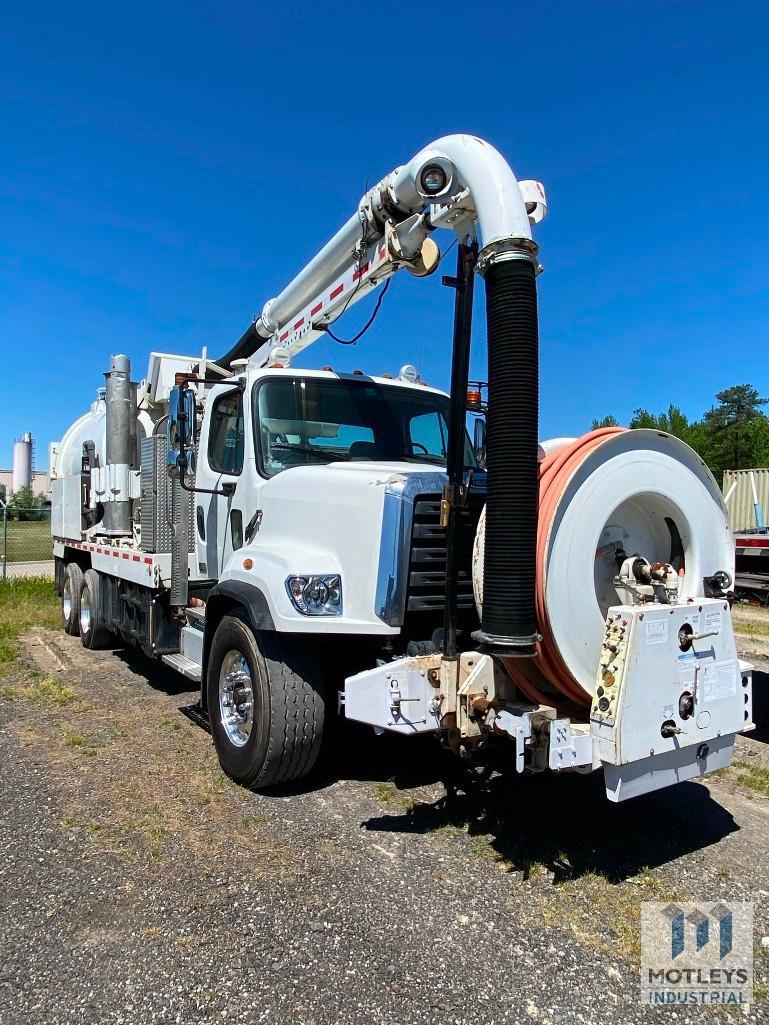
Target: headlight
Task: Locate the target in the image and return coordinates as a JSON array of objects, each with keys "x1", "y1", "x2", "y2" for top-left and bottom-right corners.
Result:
[{"x1": 286, "y1": 575, "x2": 343, "y2": 616}]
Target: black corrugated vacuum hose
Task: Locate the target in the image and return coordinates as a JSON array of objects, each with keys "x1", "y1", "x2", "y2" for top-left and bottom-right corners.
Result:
[{"x1": 476, "y1": 256, "x2": 539, "y2": 656}]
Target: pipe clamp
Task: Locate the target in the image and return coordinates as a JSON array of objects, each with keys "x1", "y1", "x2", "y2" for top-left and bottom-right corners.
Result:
[{"x1": 476, "y1": 239, "x2": 539, "y2": 277}]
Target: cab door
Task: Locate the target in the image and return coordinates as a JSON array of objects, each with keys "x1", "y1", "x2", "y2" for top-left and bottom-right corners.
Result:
[{"x1": 195, "y1": 386, "x2": 246, "y2": 579}]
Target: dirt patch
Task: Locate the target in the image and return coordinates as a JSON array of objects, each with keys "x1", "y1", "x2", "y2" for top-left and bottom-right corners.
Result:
[{"x1": 2, "y1": 628, "x2": 292, "y2": 873}]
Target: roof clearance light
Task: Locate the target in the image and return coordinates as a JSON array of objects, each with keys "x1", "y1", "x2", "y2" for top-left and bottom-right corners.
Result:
[
  {"x1": 399, "y1": 364, "x2": 419, "y2": 384},
  {"x1": 267, "y1": 345, "x2": 291, "y2": 368},
  {"x1": 466, "y1": 388, "x2": 482, "y2": 411},
  {"x1": 419, "y1": 163, "x2": 448, "y2": 195}
]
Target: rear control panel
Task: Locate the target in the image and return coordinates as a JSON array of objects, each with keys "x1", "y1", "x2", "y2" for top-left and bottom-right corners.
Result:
[
  {"x1": 590, "y1": 599, "x2": 753, "y2": 766},
  {"x1": 590, "y1": 612, "x2": 630, "y2": 727}
]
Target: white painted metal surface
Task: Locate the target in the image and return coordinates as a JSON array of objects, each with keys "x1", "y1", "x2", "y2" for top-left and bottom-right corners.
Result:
[
  {"x1": 590, "y1": 599, "x2": 751, "y2": 767},
  {"x1": 50, "y1": 391, "x2": 106, "y2": 481},
  {"x1": 345, "y1": 655, "x2": 443, "y2": 734}
]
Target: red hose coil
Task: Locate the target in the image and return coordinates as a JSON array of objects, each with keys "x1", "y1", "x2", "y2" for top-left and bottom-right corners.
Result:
[{"x1": 499, "y1": 427, "x2": 627, "y2": 712}]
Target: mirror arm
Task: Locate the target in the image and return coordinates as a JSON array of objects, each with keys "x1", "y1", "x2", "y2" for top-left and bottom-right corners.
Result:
[
  {"x1": 174, "y1": 380, "x2": 242, "y2": 498},
  {"x1": 179, "y1": 467, "x2": 236, "y2": 498}
]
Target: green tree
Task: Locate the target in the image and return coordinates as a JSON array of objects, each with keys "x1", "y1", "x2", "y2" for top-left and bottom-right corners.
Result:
[
  {"x1": 630, "y1": 404, "x2": 691, "y2": 440},
  {"x1": 591, "y1": 414, "x2": 619, "y2": 429},
  {"x1": 701, "y1": 385, "x2": 768, "y2": 477},
  {"x1": 7, "y1": 485, "x2": 44, "y2": 521}
]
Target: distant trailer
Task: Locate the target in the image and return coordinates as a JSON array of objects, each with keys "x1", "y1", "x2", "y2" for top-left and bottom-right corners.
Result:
[{"x1": 734, "y1": 529, "x2": 769, "y2": 604}]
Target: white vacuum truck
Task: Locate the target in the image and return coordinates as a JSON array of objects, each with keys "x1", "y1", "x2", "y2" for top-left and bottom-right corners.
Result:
[{"x1": 50, "y1": 135, "x2": 753, "y2": 800}]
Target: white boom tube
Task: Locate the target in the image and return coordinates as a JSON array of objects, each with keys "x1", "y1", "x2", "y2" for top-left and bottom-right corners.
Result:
[{"x1": 240, "y1": 134, "x2": 540, "y2": 351}]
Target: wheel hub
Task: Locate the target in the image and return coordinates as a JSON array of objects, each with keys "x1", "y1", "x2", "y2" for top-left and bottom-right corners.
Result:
[
  {"x1": 218, "y1": 651, "x2": 254, "y2": 748},
  {"x1": 79, "y1": 587, "x2": 91, "y2": 635}
]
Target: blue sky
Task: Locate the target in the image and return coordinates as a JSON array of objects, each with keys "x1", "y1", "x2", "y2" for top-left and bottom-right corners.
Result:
[{"x1": 1, "y1": 1, "x2": 767, "y2": 471}]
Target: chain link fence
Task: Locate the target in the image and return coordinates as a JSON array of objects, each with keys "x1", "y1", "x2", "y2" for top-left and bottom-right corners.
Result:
[{"x1": 0, "y1": 500, "x2": 53, "y2": 580}]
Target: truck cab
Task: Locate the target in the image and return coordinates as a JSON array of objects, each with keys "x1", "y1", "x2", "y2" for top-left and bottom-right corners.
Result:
[{"x1": 193, "y1": 365, "x2": 482, "y2": 644}]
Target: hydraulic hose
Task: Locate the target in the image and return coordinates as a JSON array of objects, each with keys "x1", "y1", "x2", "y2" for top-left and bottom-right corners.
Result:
[
  {"x1": 217, "y1": 320, "x2": 262, "y2": 369},
  {"x1": 500, "y1": 427, "x2": 627, "y2": 710},
  {"x1": 477, "y1": 257, "x2": 540, "y2": 655}
]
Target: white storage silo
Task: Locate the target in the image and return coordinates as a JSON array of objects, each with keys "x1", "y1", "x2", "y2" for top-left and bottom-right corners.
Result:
[{"x1": 12, "y1": 432, "x2": 33, "y2": 492}]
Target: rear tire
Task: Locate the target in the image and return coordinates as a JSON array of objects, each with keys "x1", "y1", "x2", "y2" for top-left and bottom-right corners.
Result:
[
  {"x1": 62, "y1": 563, "x2": 84, "y2": 635},
  {"x1": 79, "y1": 569, "x2": 113, "y2": 649},
  {"x1": 206, "y1": 614, "x2": 324, "y2": 790}
]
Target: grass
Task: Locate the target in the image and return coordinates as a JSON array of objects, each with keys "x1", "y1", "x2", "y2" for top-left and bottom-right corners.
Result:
[
  {"x1": 733, "y1": 760, "x2": 769, "y2": 797},
  {"x1": 731, "y1": 605, "x2": 769, "y2": 637},
  {"x1": 62, "y1": 727, "x2": 98, "y2": 756},
  {"x1": 371, "y1": 781, "x2": 418, "y2": 814},
  {"x1": 541, "y1": 865, "x2": 679, "y2": 965},
  {"x1": 2, "y1": 519, "x2": 52, "y2": 563},
  {"x1": 732, "y1": 618, "x2": 769, "y2": 639},
  {"x1": 28, "y1": 675, "x2": 76, "y2": 705},
  {"x1": 0, "y1": 578, "x2": 59, "y2": 672}
]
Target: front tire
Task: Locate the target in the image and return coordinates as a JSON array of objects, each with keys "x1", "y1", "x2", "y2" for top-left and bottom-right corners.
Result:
[
  {"x1": 206, "y1": 614, "x2": 324, "y2": 790},
  {"x1": 79, "y1": 569, "x2": 113, "y2": 649},
  {"x1": 62, "y1": 563, "x2": 84, "y2": 635}
]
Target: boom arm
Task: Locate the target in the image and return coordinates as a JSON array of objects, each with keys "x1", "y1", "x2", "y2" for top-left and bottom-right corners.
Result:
[{"x1": 217, "y1": 134, "x2": 546, "y2": 369}]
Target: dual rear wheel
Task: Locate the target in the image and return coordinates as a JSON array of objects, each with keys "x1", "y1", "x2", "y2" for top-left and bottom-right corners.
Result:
[{"x1": 60, "y1": 563, "x2": 114, "y2": 649}]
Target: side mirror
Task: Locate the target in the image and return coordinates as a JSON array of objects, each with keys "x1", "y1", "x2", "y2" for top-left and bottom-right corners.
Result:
[
  {"x1": 473, "y1": 418, "x2": 486, "y2": 466},
  {"x1": 167, "y1": 384, "x2": 197, "y2": 479}
]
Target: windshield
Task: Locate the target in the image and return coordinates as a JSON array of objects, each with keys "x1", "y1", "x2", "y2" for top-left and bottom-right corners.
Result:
[{"x1": 254, "y1": 376, "x2": 476, "y2": 477}]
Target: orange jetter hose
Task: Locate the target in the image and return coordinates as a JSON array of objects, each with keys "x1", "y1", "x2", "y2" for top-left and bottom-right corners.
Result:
[{"x1": 500, "y1": 427, "x2": 627, "y2": 712}]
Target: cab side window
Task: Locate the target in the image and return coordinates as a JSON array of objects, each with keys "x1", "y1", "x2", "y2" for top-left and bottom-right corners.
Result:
[
  {"x1": 208, "y1": 391, "x2": 244, "y2": 475},
  {"x1": 408, "y1": 410, "x2": 447, "y2": 459}
]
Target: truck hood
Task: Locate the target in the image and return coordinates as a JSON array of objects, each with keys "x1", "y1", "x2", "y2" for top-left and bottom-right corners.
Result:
[{"x1": 240, "y1": 461, "x2": 448, "y2": 632}]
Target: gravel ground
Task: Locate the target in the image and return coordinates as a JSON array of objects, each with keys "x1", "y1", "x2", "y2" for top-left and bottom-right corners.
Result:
[{"x1": 0, "y1": 628, "x2": 768, "y2": 1025}]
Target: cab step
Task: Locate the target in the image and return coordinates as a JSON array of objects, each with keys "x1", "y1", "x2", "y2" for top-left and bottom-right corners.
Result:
[{"x1": 162, "y1": 652, "x2": 202, "y2": 682}]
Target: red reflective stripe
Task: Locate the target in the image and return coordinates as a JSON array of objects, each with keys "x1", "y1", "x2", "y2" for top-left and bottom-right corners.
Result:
[
  {"x1": 279, "y1": 331, "x2": 289, "y2": 342},
  {"x1": 144, "y1": 557, "x2": 153, "y2": 565},
  {"x1": 133, "y1": 555, "x2": 140, "y2": 562},
  {"x1": 112, "y1": 551, "x2": 119, "y2": 557},
  {"x1": 735, "y1": 536, "x2": 769, "y2": 548},
  {"x1": 311, "y1": 302, "x2": 322, "y2": 316},
  {"x1": 293, "y1": 317, "x2": 304, "y2": 330},
  {"x1": 330, "y1": 284, "x2": 344, "y2": 300},
  {"x1": 122, "y1": 552, "x2": 129, "y2": 559},
  {"x1": 352, "y1": 262, "x2": 369, "y2": 281}
]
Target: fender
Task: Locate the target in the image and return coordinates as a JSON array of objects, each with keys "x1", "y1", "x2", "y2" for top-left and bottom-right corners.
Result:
[
  {"x1": 206, "y1": 578, "x2": 275, "y2": 632},
  {"x1": 201, "y1": 580, "x2": 274, "y2": 708}
]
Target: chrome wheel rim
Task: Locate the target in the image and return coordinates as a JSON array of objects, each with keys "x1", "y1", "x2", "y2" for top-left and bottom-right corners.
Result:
[
  {"x1": 218, "y1": 651, "x2": 254, "y2": 748},
  {"x1": 62, "y1": 578, "x2": 72, "y2": 622},
  {"x1": 79, "y1": 586, "x2": 92, "y2": 636}
]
